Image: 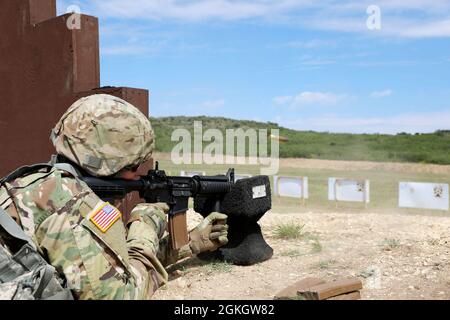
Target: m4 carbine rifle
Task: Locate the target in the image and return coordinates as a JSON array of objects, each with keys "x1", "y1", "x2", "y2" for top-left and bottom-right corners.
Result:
[{"x1": 81, "y1": 162, "x2": 235, "y2": 250}]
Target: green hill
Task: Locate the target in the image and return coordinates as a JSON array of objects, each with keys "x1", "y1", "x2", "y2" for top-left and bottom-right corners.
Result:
[{"x1": 150, "y1": 116, "x2": 450, "y2": 165}]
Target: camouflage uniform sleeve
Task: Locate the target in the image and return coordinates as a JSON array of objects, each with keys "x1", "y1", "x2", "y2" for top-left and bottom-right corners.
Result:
[
  {"x1": 34, "y1": 179, "x2": 169, "y2": 300},
  {"x1": 126, "y1": 204, "x2": 193, "y2": 268},
  {"x1": 125, "y1": 204, "x2": 170, "y2": 285},
  {"x1": 156, "y1": 234, "x2": 193, "y2": 267}
]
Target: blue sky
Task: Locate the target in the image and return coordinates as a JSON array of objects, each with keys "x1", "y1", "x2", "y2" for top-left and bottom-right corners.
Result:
[{"x1": 57, "y1": 0, "x2": 450, "y2": 134}]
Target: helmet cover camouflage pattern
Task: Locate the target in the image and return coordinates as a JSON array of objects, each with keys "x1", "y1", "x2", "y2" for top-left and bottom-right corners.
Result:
[{"x1": 51, "y1": 94, "x2": 154, "y2": 177}]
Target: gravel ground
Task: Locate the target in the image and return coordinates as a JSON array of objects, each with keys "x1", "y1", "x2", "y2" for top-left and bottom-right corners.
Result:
[{"x1": 153, "y1": 209, "x2": 450, "y2": 300}]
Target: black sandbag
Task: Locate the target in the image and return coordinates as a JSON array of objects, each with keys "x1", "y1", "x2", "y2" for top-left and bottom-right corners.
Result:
[{"x1": 198, "y1": 221, "x2": 273, "y2": 266}]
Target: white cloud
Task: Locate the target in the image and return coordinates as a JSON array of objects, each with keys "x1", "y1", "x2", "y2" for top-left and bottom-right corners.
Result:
[
  {"x1": 286, "y1": 39, "x2": 336, "y2": 49},
  {"x1": 294, "y1": 92, "x2": 348, "y2": 106},
  {"x1": 299, "y1": 58, "x2": 335, "y2": 66},
  {"x1": 85, "y1": 0, "x2": 450, "y2": 24},
  {"x1": 101, "y1": 39, "x2": 168, "y2": 55},
  {"x1": 101, "y1": 45, "x2": 149, "y2": 56},
  {"x1": 202, "y1": 99, "x2": 225, "y2": 108},
  {"x1": 374, "y1": 0, "x2": 450, "y2": 13},
  {"x1": 304, "y1": 15, "x2": 450, "y2": 38},
  {"x1": 275, "y1": 91, "x2": 351, "y2": 107},
  {"x1": 88, "y1": 0, "x2": 308, "y2": 21},
  {"x1": 395, "y1": 19, "x2": 450, "y2": 38},
  {"x1": 273, "y1": 96, "x2": 293, "y2": 105},
  {"x1": 306, "y1": 17, "x2": 368, "y2": 34},
  {"x1": 370, "y1": 89, "x2": 393, "y2": 98},
  {"x1": 280, "y1": 111, "x2": 450, "y2": 134},
  {"x1": 303, "y1": 3, "x2": 450, "y2": 39},
  {"x1": 323, "y1": 0, "x2": 450, "y2": 14},
  {"x1": 65, "y1": 0, "x2": 450, "y2": 38}
]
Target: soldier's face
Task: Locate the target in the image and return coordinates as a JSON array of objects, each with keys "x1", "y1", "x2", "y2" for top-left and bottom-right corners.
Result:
[{"x1": 117, "y1": 170, "x2": 140, "y2": 180}]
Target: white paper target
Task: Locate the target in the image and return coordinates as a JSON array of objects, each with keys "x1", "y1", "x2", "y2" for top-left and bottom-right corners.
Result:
[
  {"x1": 274, "y1": 176, "x2": 309, "y2": 199},
  {"x1": 399, "y1": 182, "x2": 449, "y2": 211},
  {"x1": 180, "y1": 171, "x2": 206, "y2": 177},
  {"x1": 328, "y1": 178, "x2": 370, "y2": 203}
]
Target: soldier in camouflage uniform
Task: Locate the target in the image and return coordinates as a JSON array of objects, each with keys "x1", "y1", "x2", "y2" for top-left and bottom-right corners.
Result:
[{"x1": 0, "y1": 94, "x2": 229, "y2": 300}]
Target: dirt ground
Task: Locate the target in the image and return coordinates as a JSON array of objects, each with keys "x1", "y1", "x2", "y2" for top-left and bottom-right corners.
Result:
[{"x1": 153, "y1": 209, "x2": 450, "y2": 300}]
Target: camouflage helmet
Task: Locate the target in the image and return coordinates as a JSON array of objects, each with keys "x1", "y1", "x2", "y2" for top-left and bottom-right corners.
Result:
[{"x1": 51, "y1": 94, "x2": 154, "y2": 177}]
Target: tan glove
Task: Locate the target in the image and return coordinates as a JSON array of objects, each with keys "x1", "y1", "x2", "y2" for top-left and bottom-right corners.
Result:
[{"x1": 188, "y1": 212, "x2": 229, "y2": 255}]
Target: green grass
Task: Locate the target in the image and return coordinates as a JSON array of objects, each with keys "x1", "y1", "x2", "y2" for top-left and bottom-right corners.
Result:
[
  {"x1": 315, "y1": 260, "x2": 336, "y2": 270},
  {"x1": 203, "y1": 261, "x2": 233, "y2": 275},
  {"x1": 310, "y1": 240, "x2": 323, "y2": 254},
  {"x1": 279, "y1": 249, "x2": 303, "y2": 257},
  {"x1": 358, "y1": 267, "x2": 378, "y2": 279},
  {"x1": 274, "y1": 223, "x2": 305, "y2": 239},
  {"x1": 381, "y1": 238, "x2": 401, "y2": 250},
  {"x1": 290, "y1": 295, "x2": 308, "y2": 301},
  {"x1": 302, "y1": 232, "x2": 321, "y2": 241},
  {"x1": 151, "y1": 116, "x2": 450, "y2": 165}
]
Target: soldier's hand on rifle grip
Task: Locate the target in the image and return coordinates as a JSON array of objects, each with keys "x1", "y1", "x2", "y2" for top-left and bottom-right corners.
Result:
[{"x1": 188, "y1": 212, "x2": 229, "y2": 255}]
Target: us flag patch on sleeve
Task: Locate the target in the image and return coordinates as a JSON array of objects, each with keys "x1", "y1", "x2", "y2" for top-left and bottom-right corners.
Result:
[{"x1": 90, "y1": 202, "x2": 122, "y2": 233}]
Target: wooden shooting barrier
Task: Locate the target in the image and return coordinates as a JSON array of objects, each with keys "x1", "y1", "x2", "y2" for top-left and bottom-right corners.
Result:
[
  {"x1": 275, "y1": 277, "x2": 363, "y2": 300},
  {"x1": 0, "y1": 0, "x2": 152, "y2": 221}
]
